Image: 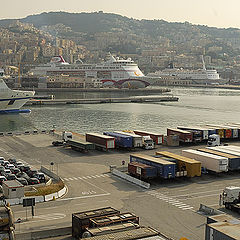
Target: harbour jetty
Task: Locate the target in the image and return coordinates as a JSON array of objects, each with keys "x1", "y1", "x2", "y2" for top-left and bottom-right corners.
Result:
[{"x1": 26, "y1": 95, "x2": 179, "y2": 106}]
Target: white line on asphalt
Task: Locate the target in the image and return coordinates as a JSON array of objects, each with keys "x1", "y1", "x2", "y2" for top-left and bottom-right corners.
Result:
[
  {"x1": 100, "y1": 174, "x2": 105, "y2": 177},
  {"x1": 75, "y1": 203, "x2": 87, "y2": 206},
  {"x1": 68, "y1": 178, "x2": 73, "y2": 181},
  {"x1": 91, "y1": 176, "x2": 97, "y2": 178},
  {"x1": 196, "y1": 186, "x2": 206, "y2": 189},
  {"x1": 57, "y1": 193, "x2": 110, "y2": 202},
  {"x1": 45, "y1": 206, "x2": 59, "y2": 210},
  {"x1": 86, "y1": 176, "x2": 92, "y2": 179},
  {"x1": 82, "y1": 177, "x2": 87, "y2": 179},
  {"x1": 73, "y1": 177, "x2": 78, "y2": 180},
  {"x1": 171, "y1": 189, "x2": 220, "y2": 198},
  {"x1": 177, "y1": 205, "x2": 190, "y2": 209},
  {"x1": 95, "y1": 175, "x2": 101, "y2": 178},
  {"x1": 181, "y1": 207, "x2": 194, "y2": 210},
  {"x1": 78, "y1": 177, "x2": 82, "y2": 180}
]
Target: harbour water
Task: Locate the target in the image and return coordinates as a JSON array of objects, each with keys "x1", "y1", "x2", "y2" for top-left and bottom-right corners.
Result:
[{"x1": 1, "y1": 86, "x2": 240, "y2": 134}]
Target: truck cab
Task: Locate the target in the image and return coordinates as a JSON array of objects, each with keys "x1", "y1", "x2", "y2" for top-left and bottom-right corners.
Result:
[
  {"x1": 221, "y1": 186, "x2": 240, "y2": 211},
  {"x1": 62, "y1": 131, "x2": 73, "y2": 142},
  {"x1": 207, "y1": 134, "x2": 220, "y2": 147},
  {"x1": 142, "y1": 136, "x2": 154, "y2": 150}
]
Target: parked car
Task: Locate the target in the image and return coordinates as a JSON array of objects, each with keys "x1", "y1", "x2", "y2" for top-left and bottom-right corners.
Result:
[
  {"x1": 0, "y1": 176, "x2": 7, "y2": 185},
  {"x1": 7, "y1": 164, "x2": 15, "y2": 170},
  {"x1": 3, "y1": 169, "x2": 11, "y2": 176},
  {"x1": 0, "y1": 166, "x2": 5, "y2": 174},
  {"x1": 34, "y1": 173, "x2": 46, "y2": 183},
  {"x1": 11, "y1": 168, "x2": 21, "y2": 175},
  {"x1": 0, "y1": 157, "x2": 5, "y2": 165},
  {"x1": 27, "y1": 178, "x2": 40, "y2": 185},
  {"x1": 16, "y1": 172, "x2": 29, "y2": 180},
  {"x1": 27, "y1": 169, "x2": 38, "y2": 178},
  {"x1": 20, "y1": 165, "x2": 31, "y2": 173},
  {"x1": 8, "y1": 158, "x2": 17, "y2": 164},
  {"x1": 2, "y1": 161, "x2": 9, "y2": 167},
  {"x1": 16, "y1": 178, "x2": 28, "y2": 186},
  {"x1": 6, "y1": 174, "x2": 17, "y2": 180},
  {"x1": 14, "y1": 161, "x2": 23, "y2": 168}
]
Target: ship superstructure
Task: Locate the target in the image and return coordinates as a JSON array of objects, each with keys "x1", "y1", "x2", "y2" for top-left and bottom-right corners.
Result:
[{"x1": 29, "y1": 54, "x2": 149, "y2": 88}]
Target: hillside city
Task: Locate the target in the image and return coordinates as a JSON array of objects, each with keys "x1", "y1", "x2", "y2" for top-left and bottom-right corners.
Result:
[{"x1": 1, "y1": 12, "x2": 240, "y2": 82}]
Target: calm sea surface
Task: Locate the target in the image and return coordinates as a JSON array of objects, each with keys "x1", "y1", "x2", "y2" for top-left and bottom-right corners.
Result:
[{"x1": 1, "y1": 87, "x2": 240, "y2": 134}]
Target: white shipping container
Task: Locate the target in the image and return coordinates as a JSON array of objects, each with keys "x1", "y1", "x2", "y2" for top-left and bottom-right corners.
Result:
[
  {"x1": 182, "y1": 149, "x2": 228, "y2": 173},
  {"x1": 208, "y1": 146, "x2": 240, "y2": 157},
  {"x1": 219, "y1": 145, "x2": 240, "y2": 153}
]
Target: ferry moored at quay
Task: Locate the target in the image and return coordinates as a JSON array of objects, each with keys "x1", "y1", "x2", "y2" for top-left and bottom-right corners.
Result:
[{"x1": 29, "y1": 54, "x2": 150, "y2": 88}]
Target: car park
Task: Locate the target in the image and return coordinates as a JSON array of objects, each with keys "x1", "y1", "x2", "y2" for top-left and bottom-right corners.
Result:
[
  {"x1": 27, "y1": 178, "x2": 40, "y2": 185},
  {"x1": 16, "y1": 178, "x2": 28, "y2": 186},
  {"x1": 0, "y1": 176, "x2": 6, "y2": 185},
  {"x1": 11, "y1": 168, "x2": 20, "y2": 175},
  {"x1": 34, "y1": 172, "x2": 46, "y2": 183},
  {"x1": 6, "y1": 174, "x2": 17, "y2": 180}
]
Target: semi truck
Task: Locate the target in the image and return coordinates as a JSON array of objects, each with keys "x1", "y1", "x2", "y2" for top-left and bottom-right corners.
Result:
[
  {"x1": 220, "y1": 186, "x2": 240, "y2": 213},
  {"x1": 177, "y1": 126, "x2": 209, "y2": 141},
  {"x1": 114, "y1": 131, "x2": 144, "y2": 148},
  {"x1": 86, "y1": 133, "x2": 115, "y2": 151},
  {"x1": 133, "y1": 130, "x2": 163, "y2": 145},
  {"x1": 53, "y1": 132, "x2": 95, "y2": 152},
  {"x1": 207, "y1": 134, "x2": 220, "y2": 147}
]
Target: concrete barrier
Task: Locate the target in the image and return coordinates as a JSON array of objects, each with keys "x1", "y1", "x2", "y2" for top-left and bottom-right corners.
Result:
[
  {"x1": 58, "y1": 187, "x2": 66, "y2": 198},
  {"x1": 15, "y1": 226, "x2": 71, "y2": 240},
  {"x1": 198, "y1": 204, "x2": 224, "y2": 215},
  {"x1": 45, "y1": 192, "x2": 58, "y2": 202},
  {"x1": 40, "y1": 166, "x2": 60, "y2": 181},
  {"x1": 112, "y1": 169, "x2": 150, "y2": 189}
]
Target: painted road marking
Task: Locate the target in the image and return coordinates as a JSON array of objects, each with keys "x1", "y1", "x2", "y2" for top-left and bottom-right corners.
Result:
[
  {"x1": 63, "y1": 174, "x2": 110, "y2": 182},
  {"x1": 147, "y1": 190, "x2": 194, "y2": 211}
]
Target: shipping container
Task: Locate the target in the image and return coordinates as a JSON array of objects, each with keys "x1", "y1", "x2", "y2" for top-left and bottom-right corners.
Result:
[
  {"x1": 177, "y1": 126, "x2": 209, "y2": 141},
  {"x1": 205, "y1": 125, "x2": 226, "y2": 138},
  {"x1": 114, "y1": 131, "x2": 143, "y2": 148},
  {"x1": 133, "y1": 130, "x2": 163, "y2": 144},
  {"x1": 220, "y1": 145, "x2": 240, "y2": 153},
  {"x1": 198, "y1": 148, "x2": 240, "y2": 170},
  {"x1": 200, "y1": 126, "x2": 217, "y2": 136},
  {"x1": 182, "y1": 149, "x2": 228, "y2": 173},
  {"x1": 167, "y1": 128, "x2": 193, "y2": 143},
  {"x1": 156, "y1": 151, "x2": 201, "y2": 177},
  {"x1": 208, "y1": 146, "x2": 240, "y2": 157},
  {"x1": 83, "y1": 222, "x2": 139, "y2": 238},
  {"x1": 86, "y1": 133, "x2": 115, "y2": 150},
  {"x1": 89, "y1": 212, "x2": 139, "y2": 228},
  {"x1": 130, "y1": 154, "x2": 175, "y2": 179},
  {"x1": 103, "y1": 132, "x2": 133, "y2": 148},
  {"x1": 72, "y1": 207, "x2": 120, "y2": 238},
  {"x1": 207, "y1": 214, "x2": 237, "y2": 224},
  {"x1": 84, "y1": 226, "x2": 161, "y2": 240},
  {"x1": 205, "y1": 221, "x2": 240, "y2": 240},
  {"x1": 219, "y1": 125, "x2": 239, "y2": 138},
  {"x1": 128, "y1": 162, "x2": 157, "y2": 179}
]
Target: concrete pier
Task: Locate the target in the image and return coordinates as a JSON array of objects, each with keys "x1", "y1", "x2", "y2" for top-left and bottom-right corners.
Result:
[{"x1": 26, "y1": 95, "x2": 179, "y2": 106}]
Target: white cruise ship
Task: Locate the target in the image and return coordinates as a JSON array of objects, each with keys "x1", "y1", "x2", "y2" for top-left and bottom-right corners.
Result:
[
  {"x1": 148, "y1": 56, "x2": 226, "y2": 85},
  {"x1": 0, "y1": 69, "x2": 35, "y2": 113},
  {"x1": 29, "y1": 54, "x2": 150, "y2": 88}
]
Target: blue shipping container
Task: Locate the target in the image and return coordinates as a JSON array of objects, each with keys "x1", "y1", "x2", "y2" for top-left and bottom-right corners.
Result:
[
  {"x1": 130, "y1": 154, "x2": 176, "y2": 179},
  {"x1": 103, "y1": 132, "x2": 133, "y2": 148}
]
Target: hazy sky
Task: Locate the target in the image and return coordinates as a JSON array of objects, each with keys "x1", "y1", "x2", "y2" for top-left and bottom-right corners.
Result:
[{"x1": 2, "y1": 0, "x2": 240, "y2": 29}]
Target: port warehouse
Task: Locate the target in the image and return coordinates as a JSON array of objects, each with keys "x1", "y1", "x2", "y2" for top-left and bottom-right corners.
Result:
[{"x1": 72, "y1": 207, "x2": 169, "y2": 240}]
